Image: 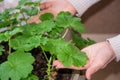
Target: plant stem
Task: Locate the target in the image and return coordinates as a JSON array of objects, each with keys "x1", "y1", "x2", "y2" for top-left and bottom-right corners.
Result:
[
  {"x1": 20, "y1": 9, "x2": 27, "y2": 24},
  {"x1": 22, "y1": 13, "x2": 27, "y2": 24},
  {"x1": 37, "y1": 6, "x2": 40, "y2": 14},
  {"x1": 51, "y1": 55, "x2": 56, "y2": 71},
  {"x1": 8, "y1": 39, "x2": 11, "y2": 54},
  {"x1": 40, "y1": 46, "x2": 49, "y2": 62},
  {"x1": 43, "y1": 50, "x2": 49, "y2": 62},
  {"x1": 47, "y1": 56, "x2": 52, "y2": 80},
  {"x1": 8, "y1": 24, "x2": 13, "y2": 54},
  {"x1": 62, "y1": 28, "x2": 69, "y2": 38},
  {"x1": 19, "y1": 20, "x2": 22, "y2": 26}
]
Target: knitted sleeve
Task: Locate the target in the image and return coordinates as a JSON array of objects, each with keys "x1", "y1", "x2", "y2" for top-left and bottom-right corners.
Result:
[
  {"x1": 67, "y1": 0, "x2": 100, "y2": 17},
  {"x1": 107, "y1": 35, "x2": 120, "y2": 61}
]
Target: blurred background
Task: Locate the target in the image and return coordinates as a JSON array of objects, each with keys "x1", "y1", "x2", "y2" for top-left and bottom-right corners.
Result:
[{"x1": 81, "y1": 0, "x2": 120, "y2": 80}]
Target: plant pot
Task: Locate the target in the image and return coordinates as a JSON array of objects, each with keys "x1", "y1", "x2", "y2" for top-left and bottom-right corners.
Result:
[{"x1": 70, "y1": 70, "x2": 86, "y2": 80}]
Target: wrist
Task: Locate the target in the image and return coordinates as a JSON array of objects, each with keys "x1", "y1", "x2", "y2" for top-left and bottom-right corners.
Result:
[
  {"x1": 107, "y1": 35, "x2": 120, "y2": 61},
  {"x1": 105, "y1": 41, "x2": 116, "y2": 59}
]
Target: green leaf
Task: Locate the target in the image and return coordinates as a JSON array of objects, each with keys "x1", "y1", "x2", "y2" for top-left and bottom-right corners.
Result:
[
  {"x1": 0, "y1": 50, "x2": 35, "y2": 80},
  {"x1": 20, "y1": 24, "x2": 36, "y2": 36},
  {"x1": 55, "y1": 12, "x2": 71, "y2": 28},
  {"x1": 0, "y1": 0, "x2": 3, "y2": 2},
  {"x1": 0, "y1": 28, "x2": 23, "y2": 43},
  {"x1": 48, "y1": 27, "x2": 64, "y2": 39},
  {"x1": 0, "y1": 13, "x2": 2, "y2": 20},
  {"x1": 35, "y1": 20, "x2": 56, "y2": 34},
  {"x1": 24, "y1": 2, "x2": 35, "y2": 6},
  {"x1": 23, "y1": 7, "x2": 38, "y2": 16},
  {"x1": 12, "y1": 12, "x2": 19, "y2": 18},
  {"x1": 71, "y1": 31, "x2": 96, "y2": 47},
  {"x1": 10, "y1": 36, "x2": 41, "y2": 51},
  {"x1": 24, "y1": 2, "x2": 40, "y2": 6},
  {"x1": 0, "y1": 9, "x2": 15, "y2": 21},
  {"x1": 21, "y1": 21, "x2": 55, "y2": 36},
  {"x1": 55, "y1": 12, "x2": 85, "y2": 33},
  {"x1": 0, "y1": 33, "x2": 9, "y2": 42},
  {"x1": 39, "y1": 37, "x2": 49, "y2": 45},
  {"x1": 41, "y1": 38, "x2": 69, "y2": 55},
  {"x1": 57, "y1": 52, "x2": 73, "y2": 66},
  {"x1": 0, "y1": 45, "x2": 4, "y2": 56},
  {"x1": 40, "y1": 13, "x2": 54, "y2": 21},
  {"x1": 18, "y1": 0, "x2": 32, "y2": 6},
  {"x1": 9, "y1": 21, "x2": 55, "y2": 51},
  {"x1": 9, "y1": 28, "x2": 23, "y2": 36},
  {"x1": 72, "y1": 51, "x2": 88, "y2": 66},
  {"x1": 0, "y1": 10, "x2": 10, "y2": 20},
  {"x1": 0, "y1": 19, "x2": 18, "y2": 28},
  {"x1": 22, "y1": 74, "x2": 38, "y2": 80},
  {"x1": 0, "y1": 21, "x2": 11, "y2": 28},
  {"x1": 70, "y1": 18, "x2": 85, "y2": 33},
  {"x1": 42, "y1": 38, "x2": 88, "y2": 67},
  {"x1": 86, "y1": 38, "x2": 96, "y2": 45},
  {"x1": 71, "y1": 32, "x2": 87, "y2": 47}
]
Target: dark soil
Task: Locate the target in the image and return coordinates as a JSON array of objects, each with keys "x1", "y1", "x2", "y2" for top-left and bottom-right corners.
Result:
[{"x1": 0, "y1": 43, "x2": 9, "y2": 64}]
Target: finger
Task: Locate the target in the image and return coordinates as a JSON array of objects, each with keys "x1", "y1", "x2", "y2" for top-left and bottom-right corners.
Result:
[
  {"x1": 28, "y1": 9, "x2": 53, "y2": 24},
  {"x1": 53, "y1": 60, "x2": 89, "y2": 70},
  {"x1": 28, "y1": 14, "x2": 41, "y2": 24},
  {"x1": 53, "y1": 60, "x2": 65, "y2": 69},
  {"x1": 86, "y1": 66, "x2": 98, "y2": 80},
  {"x1": 40, "y1": 2, "x2": 52, "y2": 10},
  {"x1": 86, "y1": 64, "x2": 102, "y2": 80}
]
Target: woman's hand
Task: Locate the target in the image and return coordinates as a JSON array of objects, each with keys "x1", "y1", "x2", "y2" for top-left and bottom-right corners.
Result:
[
  {"x1": 53, "y1": 41, "x2": 115, "y2": 80},
  {"x1": 28, "y1": 0, "x2": 76, "y2": 23}
]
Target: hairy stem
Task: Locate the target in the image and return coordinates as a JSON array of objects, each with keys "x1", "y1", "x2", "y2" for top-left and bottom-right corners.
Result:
[
  {"x1": 8, "y1": 39, "x2": 11, "y2": 54},
  {"x1": 40, "y1": 46, "x2": 49, "y2": 62},
  {"x1": 47, "y1": 56, "x2": 52, "y2": 80},
  {"x1": 62, "y1": 28, "x2": 69, "y2": 38}
]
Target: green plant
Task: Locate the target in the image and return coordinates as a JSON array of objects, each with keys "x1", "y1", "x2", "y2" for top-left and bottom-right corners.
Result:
[{"x1": 0, "y1": 0, "x2": 95, "y2": 80}]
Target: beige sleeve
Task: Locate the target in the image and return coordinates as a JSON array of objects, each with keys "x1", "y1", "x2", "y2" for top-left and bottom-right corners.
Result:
[
  {"x1": 67, "y1": 0, "x2": 100, "y2": 17},
  {"x1": 107, "y1": 35, "x2": 120, "y2": 61}
]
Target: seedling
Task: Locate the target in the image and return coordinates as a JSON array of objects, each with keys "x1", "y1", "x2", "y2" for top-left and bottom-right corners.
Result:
[{"x1": 0, "y1": 0, "x2": 95, "y2": 80}]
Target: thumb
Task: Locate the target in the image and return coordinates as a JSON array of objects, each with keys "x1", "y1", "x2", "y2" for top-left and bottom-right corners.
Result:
[
  {"x1": 86, "y1": 65, "x2": 102, "y2": 80},
  {"x1": 40, "y1": 2, "x2": 52, "y2": 10}
]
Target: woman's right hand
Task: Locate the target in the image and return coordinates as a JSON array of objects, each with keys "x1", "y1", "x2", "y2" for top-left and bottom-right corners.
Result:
[{"x1": 53, "y1": 41, "x2": 115, "y2": 80}]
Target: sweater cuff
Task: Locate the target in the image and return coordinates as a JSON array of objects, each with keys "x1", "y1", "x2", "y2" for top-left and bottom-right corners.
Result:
[
  {"x1": 67, "y1": 0, "x2": 100, "y2": 17},
  {"x1": 107, "y1": 35, "x2": 120, "y2": 62}
]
